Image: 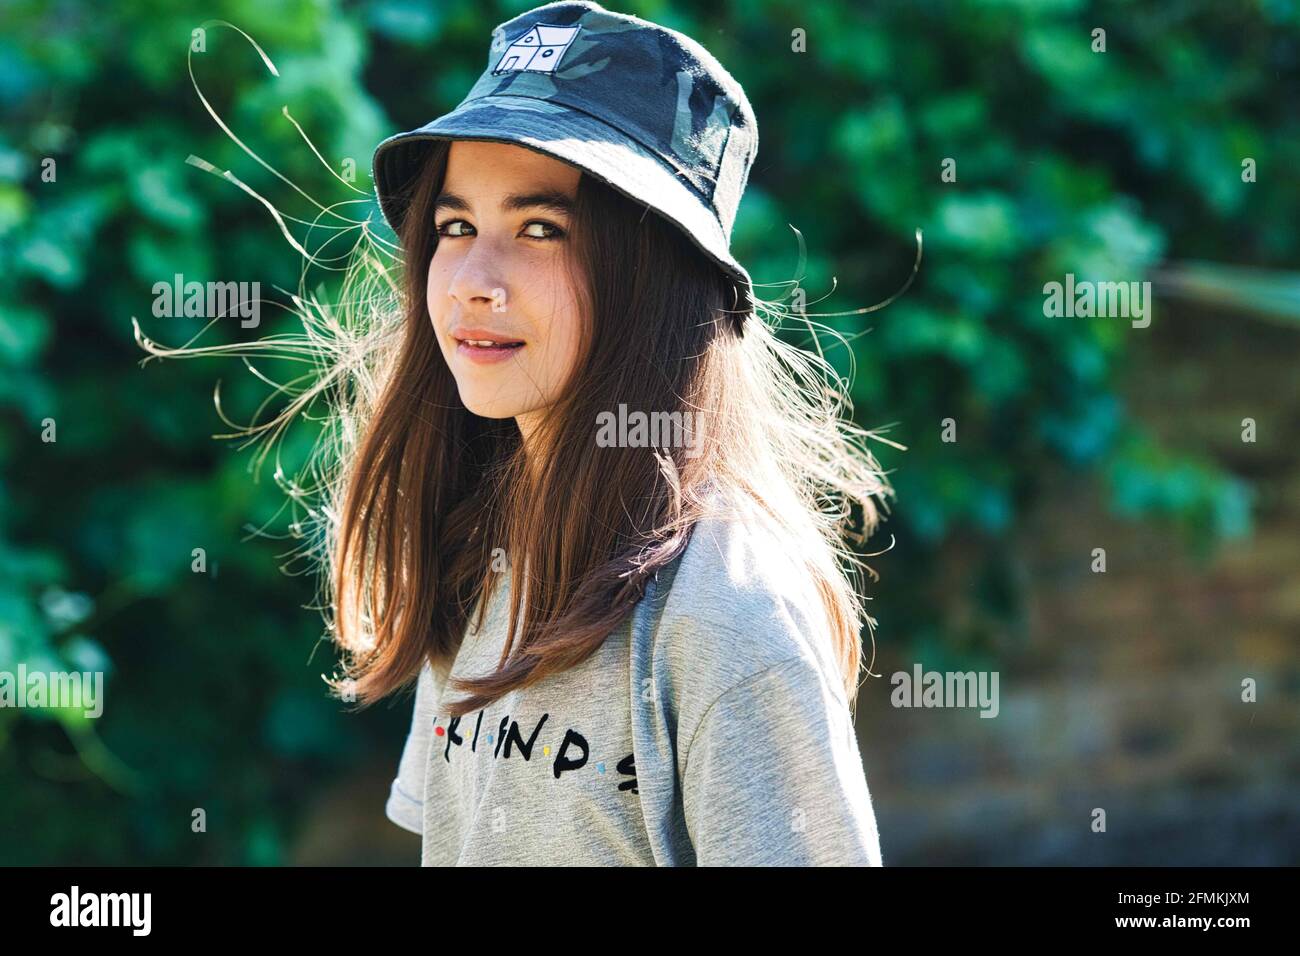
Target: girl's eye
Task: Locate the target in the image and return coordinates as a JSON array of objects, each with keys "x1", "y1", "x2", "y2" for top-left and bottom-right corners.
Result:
[
  {"x1": 436, "y1": 219, "x2": 475, "y2": 238},
  {"x1": 521, "y1": 220, "x2": 565, "y2": 240},
  {"x1": 434, "y1": 219, "x2": 564, "y2": 240}
]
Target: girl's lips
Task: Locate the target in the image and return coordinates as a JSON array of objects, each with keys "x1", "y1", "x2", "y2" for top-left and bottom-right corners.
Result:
[{"x1": 455, "y1": 339, "x2": 526, "y2": 365}]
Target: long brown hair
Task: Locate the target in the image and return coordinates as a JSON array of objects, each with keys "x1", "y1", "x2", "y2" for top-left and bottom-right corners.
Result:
[
  {"x1": 135, "y1": 138, "x2": 895, "y2": 719},
  {"x1": 328, "y1": 138, "x2": 892, "y2": 717}
]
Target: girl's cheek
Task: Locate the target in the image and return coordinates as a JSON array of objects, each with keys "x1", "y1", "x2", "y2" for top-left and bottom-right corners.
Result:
[{"x1": 425, "y1": 268, "x2": 452, "y2": 321}]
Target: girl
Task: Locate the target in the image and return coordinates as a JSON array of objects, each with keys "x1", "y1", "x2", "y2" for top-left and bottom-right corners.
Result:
[
  {"x1": 356, "y1": 0, "x2": 893, "y2": 866},
  {"x1": 142, "y1": 0, "x2": 896, "y2": 866}
]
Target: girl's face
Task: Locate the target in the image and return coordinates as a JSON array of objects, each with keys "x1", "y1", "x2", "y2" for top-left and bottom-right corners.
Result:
[{"x1": 427, "y1": 140, "x2": 585, "y2": 433}]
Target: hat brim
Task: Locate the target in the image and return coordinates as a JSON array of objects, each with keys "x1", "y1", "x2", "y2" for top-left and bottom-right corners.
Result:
[{"x1": 371, "y1": 94, "x2": 753, "y2": 305}]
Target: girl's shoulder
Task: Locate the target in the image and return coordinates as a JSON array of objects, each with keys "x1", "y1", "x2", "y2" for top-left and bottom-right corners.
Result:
[{"x1": 640, "y1": 490, "x2": 848, "y2": 714}]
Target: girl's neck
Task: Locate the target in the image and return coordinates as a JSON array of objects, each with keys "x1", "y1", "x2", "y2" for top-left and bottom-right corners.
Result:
[{"x1": 514, "y1": 410, "x2": 544, "y2": 483}]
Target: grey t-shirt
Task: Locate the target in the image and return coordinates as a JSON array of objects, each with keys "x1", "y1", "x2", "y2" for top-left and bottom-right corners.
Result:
[{"x1": 385, "y1": 505, "x2": 884, "y2": 866}]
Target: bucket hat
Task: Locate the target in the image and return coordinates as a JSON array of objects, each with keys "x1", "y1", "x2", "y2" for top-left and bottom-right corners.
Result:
[{"x1": 371, "y1": 0, "x2": 758, "y2": 307}]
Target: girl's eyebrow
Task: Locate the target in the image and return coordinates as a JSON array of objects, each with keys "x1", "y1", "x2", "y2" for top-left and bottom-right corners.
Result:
[{"x1": 434, "y1": 189, "x2": 575, "y2": 216}]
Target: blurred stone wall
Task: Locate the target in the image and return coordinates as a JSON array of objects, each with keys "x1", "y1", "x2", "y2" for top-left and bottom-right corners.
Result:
[{"x1": 861, "y1": 303, "x2": 1300, "y2": 865}]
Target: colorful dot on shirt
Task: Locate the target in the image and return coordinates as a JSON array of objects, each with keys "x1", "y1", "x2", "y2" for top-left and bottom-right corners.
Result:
[
  {"x1": 543, "y1": 745, "x2": 550, "y2": 756},
  {"x1": 434, "y1": 725, "x2": 444, "y2": 737},
  {"x1": 486, "y1": 733, "x2": 493, "y2": 744},
  {"x1": 596, "y1": 762, "x2": 606, "y2": 773}
]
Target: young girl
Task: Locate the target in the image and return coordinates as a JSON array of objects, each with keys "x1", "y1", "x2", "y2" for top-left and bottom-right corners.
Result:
[
  {"x1": 132, "y1": 0, "x2": 888, "y2": 865},
  {"x1": 346, "y1": 0, "x2": 893, "y2": 867}
]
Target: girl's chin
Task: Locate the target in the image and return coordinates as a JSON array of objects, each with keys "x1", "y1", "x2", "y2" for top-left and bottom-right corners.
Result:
[{"x1": 456, "y1": 391, "x2": 527, "y2": 421}]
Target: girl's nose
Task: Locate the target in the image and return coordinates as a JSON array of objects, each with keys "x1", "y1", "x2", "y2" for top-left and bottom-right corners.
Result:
[{"x1": 447, "y1": 241, "x2": 509, "y2": 312}]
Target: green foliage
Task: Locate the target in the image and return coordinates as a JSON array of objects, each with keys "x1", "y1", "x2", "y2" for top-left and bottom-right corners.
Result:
[{"x1": 0, "y1": 0, "x2": 1293, "y2": 863}]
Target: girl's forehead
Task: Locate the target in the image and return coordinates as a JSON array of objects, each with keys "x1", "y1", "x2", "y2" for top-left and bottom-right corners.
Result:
[{"x1": 445, "y1": 140, "x2": 581, "y2": 188}]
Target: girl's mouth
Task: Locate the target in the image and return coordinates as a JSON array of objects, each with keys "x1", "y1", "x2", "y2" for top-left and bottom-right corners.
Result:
[{"x1": 455, "y1": 338, "x2": 526, "y2": 365}]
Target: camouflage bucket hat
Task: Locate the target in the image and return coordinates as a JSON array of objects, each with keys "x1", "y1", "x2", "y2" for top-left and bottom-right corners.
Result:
[{"x1": 371, "y1": 0, "x2": 758, "y2": 309}]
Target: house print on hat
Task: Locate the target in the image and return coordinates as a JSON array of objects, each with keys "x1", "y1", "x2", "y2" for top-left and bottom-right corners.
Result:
[{"x1": 492, "y1": 24, "x2": 581, "y2": 75}]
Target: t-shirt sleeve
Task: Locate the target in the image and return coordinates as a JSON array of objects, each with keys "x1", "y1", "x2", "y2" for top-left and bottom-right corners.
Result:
[
  {"x1": 680, "y1": 655, "x2": 883, "y2": 866},
  {"x1": 384, "y1": 661, "x2": 436, "y2": 836}
]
